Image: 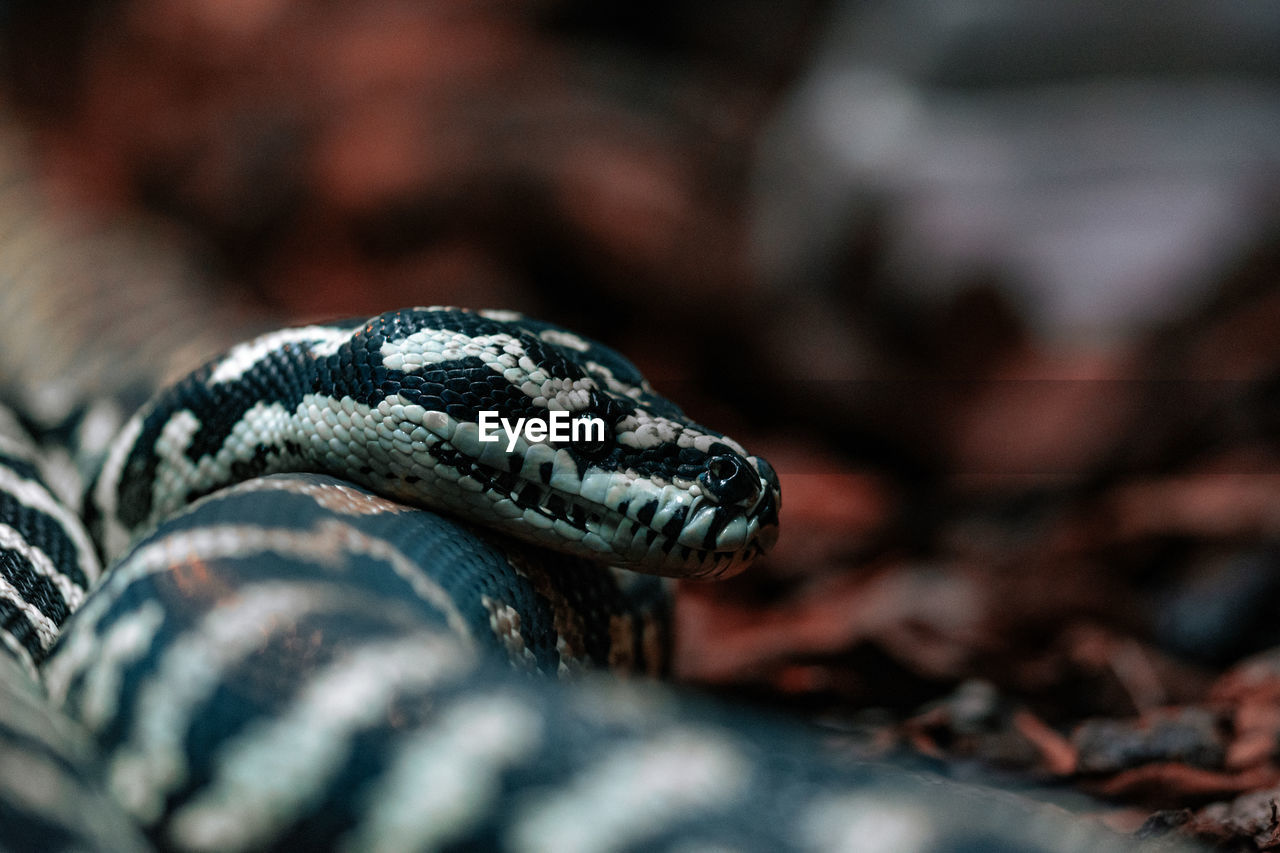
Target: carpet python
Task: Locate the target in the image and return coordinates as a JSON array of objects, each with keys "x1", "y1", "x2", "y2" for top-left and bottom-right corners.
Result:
[{"x1": 0, "y1": 123, "x2": 1176, "y2": 852}]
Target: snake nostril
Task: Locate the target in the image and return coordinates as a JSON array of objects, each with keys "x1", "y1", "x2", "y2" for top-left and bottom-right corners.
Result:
[{"x1": 697, "y1": 452, "x2": 760, "y2": 507}]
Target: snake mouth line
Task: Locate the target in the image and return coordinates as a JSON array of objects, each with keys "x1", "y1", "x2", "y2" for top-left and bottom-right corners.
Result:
[{"x1": 421, "y1": 439, "x2": 761, "y2": 569}]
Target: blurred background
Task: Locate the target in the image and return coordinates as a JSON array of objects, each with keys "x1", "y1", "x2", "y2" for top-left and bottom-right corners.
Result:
[{"x1": 3, "y1": 0, "x2": 1280, "y2": 841}]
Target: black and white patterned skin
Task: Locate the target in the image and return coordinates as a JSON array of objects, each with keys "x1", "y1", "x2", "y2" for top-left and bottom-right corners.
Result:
[
  {"x1": 0, "y1": 124, "x2": 1183, "y2": 851},
  {"x1": 4, "y1": 311, "x2": 1172, "y2": 853},
  {"x1": 0, "y1": 402, "x2": 100, "y2": 675},
  {"x1": 88, "y1": 308, "x2": 780, "y2": 580},
  {"x1": 0, "y1": 404, "x2": 147, "y2": 852},
  {"x1": 0, "y1": 652, "x2": 150, "y2": 852},
  {"x1": 37, "y1": 471, "x2": 1144, "y2": 853}
]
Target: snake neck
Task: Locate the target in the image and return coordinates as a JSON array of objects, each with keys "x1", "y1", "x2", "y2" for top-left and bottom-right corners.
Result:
[{"x1": 86, "y1": 324, "x2": 351, "y2": 558}]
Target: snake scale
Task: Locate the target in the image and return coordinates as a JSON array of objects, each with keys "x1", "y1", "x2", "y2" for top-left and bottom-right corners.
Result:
[{"x1": 0, "y1": 122, "x2": 1180, "y2": 852}]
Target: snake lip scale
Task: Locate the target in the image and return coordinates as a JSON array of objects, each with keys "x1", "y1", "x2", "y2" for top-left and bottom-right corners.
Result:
[
  {"x1": 89, "y1": 306, "x2": 782, "y2": 580},
  {"x1": 417, "y1": 434, "x2": 772, "y2": 575}
]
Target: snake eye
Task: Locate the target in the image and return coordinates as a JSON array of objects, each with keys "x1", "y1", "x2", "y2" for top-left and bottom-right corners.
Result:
[
  {"x1": 697, "y1": 452, "x2": 761, "y2": 506},
  {"x1": 571, "y1": 412, "x2": 613, "y2": 457},
  {"x1": 707, "y1": 457, "x2": 735, "y2": 480}
]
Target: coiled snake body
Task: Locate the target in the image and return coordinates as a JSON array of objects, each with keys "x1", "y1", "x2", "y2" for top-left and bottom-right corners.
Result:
[{"x1": 0, "y1": 133, "x2": 1168, "y2": 852}]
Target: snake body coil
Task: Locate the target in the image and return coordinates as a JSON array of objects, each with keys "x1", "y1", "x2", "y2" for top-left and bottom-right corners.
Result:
[{"x1": 0, "y1": 131, "x2": 1170, "y2": 849}]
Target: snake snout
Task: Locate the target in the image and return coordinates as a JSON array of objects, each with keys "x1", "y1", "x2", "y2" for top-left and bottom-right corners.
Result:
[{"x1": 677, "y1": 451, "x2": 782, "y2": 561}]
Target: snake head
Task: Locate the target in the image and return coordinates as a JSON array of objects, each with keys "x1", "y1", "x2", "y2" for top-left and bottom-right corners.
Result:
[{"x1": 308, "y1": 306, "x2": 781, "y2": 578}]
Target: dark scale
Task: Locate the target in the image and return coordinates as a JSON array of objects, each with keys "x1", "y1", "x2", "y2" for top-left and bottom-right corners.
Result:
[
  {"x1": 1, "y1": 491, "x2": 90, "y2": 591},
  {"x1": 0, "y1": 451, "x2": 43, "y2": 486},
  {"x1": 660, "y1": 510, "x2": 688, "y2": 541},
  {"x1": 490, "y1": 471, "x2": 519, "y2": 492},
  {"x1": 514, "y1": 484, "x2": 542, "y2": 510},
  {"x1": 674, "y1": 444, "x2": 707, "y2": 480},
  {"x1": 697, "y1": 508, "x2": 735, "y2": 550},
  {"x1": 621, "y1": 442, "x2": 690, "y2": 482},
  {"x1": 635, "y1": 500, "x2": 658, "y2": 526},
  {"x1": 0, "y1": 547, "x2": 71, "y2": 629},
  {"x1": 0, "y1": 596, "x2": 44, "y2": 658}
]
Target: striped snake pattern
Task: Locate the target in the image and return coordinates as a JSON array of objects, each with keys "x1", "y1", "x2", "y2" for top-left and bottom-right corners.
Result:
[{"x1": 0, "y1": 118, "x2": 1174, "y2": 852}]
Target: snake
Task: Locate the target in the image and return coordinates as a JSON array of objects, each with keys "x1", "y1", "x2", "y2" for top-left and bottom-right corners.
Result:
[{"x1": 0, "y1": 121, "x2": 1178, "y2": 852}]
